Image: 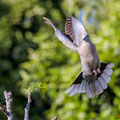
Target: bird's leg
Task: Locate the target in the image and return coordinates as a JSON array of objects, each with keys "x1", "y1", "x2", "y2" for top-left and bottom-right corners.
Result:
[
  {"x1": 93, "y1": 70, "x2": 97, "y2": 76},
  {"x1": 97, "y1": 68, "x2": 101, "y2": 73},
  {"x1": 93, "y1": 67, "x2": 101, "y2": 76}
]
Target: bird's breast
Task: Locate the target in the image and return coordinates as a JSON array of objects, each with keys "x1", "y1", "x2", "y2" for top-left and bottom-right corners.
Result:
[
  {"x1": 78, "y1": 41, "x2": 96, "y2": 57},
  {"x1": 78, "y1": 41, "x2": 99, "y2": 70}
]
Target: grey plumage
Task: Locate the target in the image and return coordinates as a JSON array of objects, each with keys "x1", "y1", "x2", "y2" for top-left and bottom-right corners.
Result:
[
  {"x1": 98, "y1": 77, "x2": 108, "y2": 89},
  {"x1": 43, "y1": 11, "x2": 114, "y2": 98}
]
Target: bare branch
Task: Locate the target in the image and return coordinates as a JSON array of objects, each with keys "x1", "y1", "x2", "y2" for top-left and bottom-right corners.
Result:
[
  {"x1": 51, "y1": 116, "x2": 58, "y2": 120},
  {"x1": 0, "y1": 103, "x2": 9, "y2": 117},
  {"x1": 4, "y1": 91, "x2": 13, "y2": 120},
  {"x1": 0, "y1": 91, "x2": 57, "y2": 120},
  {"x1": 24, "y1": 92, "x2": 31, "y2": 120}
]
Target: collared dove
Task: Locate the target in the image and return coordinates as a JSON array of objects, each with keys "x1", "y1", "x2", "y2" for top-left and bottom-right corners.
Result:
[{"x1": 43, "y1": 11, "x2": 114, "y2": 98}]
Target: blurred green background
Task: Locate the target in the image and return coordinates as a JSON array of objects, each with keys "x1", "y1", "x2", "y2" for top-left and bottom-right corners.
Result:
[{"x1": 0, "y1": 0, "x2": 120, "y2": 120}]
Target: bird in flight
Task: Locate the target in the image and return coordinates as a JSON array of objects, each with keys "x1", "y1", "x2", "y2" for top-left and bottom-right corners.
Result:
[{"x1": 43, "y1": 11, "x2": 114, "y2": 98}]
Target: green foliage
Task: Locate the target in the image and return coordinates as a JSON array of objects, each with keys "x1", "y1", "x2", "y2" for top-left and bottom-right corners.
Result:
[{"x1": 0, "y1": 0, "x2": 120, "y2": 120}]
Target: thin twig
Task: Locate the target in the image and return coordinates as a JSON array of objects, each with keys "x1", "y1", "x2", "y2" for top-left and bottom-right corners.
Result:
[
  {"x1": 4, "y1": 91, "x2": 13, "y2": 120},
  {"x1": 51, "y1": 116, "x2": 58, "y2": 120},
  {"x1": 0, "y1": 103, "x2": 9, "y2": 117},
  {"x1": 24, "y1": 92, "x2": 31, "y2": 120}
]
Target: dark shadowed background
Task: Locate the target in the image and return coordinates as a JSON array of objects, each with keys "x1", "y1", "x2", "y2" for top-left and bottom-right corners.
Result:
[{"x1": 0, "y1": 0, "x2": 120, "y2": 120}]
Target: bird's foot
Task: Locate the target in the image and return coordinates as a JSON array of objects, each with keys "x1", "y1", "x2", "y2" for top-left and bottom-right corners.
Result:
[
  {"x1": 93, "y1": 70, "x2": 97, "y2": 76},
  {"x1": 97, "y1": 68, "x2": 101, "y2": 73},
  {"x1": 93, "y1": 68, "x2": 101, "y2": 76}
]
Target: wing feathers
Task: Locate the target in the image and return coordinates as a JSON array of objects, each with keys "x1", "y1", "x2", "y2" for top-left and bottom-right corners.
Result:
[
  {"x1": 65, "y1": 13, "x2": 75, "y2": 41},
  {"x1": 65, "y1": 11, "x2": 89, "y2": 46}
]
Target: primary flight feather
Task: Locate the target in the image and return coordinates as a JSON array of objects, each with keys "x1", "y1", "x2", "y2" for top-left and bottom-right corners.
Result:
[{"x1": 43, "y1": 11, "x2": 114, "y2": 98}]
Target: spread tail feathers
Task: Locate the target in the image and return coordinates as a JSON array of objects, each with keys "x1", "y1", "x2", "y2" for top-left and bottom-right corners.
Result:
[{"x1": 65, "y1": 62, "x2": 114, "y2": 98}]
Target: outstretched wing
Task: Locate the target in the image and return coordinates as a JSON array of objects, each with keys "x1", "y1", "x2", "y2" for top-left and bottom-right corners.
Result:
[
  {"x1": 43, "y1": 17, "x2": 78, "y2": 52},
  {"x1": 65, "y1": 11, "x2": 90, "y2": 46}
]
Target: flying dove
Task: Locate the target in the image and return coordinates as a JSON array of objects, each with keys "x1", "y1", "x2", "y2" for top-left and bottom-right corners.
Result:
[{"x1": 43, "y1": 11, "x2": 114, "y2": 98}]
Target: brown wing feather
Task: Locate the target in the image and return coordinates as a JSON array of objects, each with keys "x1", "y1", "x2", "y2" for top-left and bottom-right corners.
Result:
[
  {"x1": 65, "y1": 11, "x2": 90, "y2": 47},
  {"x1": 65, "y1": 12, "x2": 75, "y2": 41}
]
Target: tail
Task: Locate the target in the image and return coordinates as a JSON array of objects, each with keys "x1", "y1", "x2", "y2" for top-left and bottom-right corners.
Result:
[
  {"x1": 43, "y1": 17, "x2": 56, "y2": 30},
  {"x1": 65, "y1": 62, "x2": 114, "y2": 98}
]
